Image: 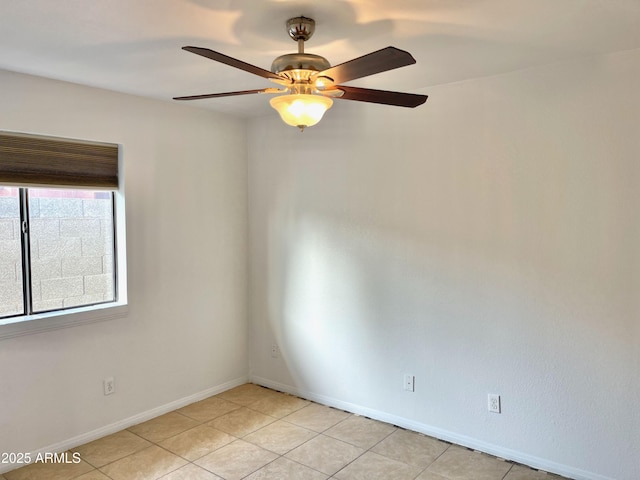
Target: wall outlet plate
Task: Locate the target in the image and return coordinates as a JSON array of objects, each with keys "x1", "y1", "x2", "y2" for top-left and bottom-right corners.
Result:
[
  {"x1": 104, "y1": 377, "x2": 115, "y2": 396},
  {"x1": 488, "y1": 393, "x2": 501, "y2": 413},
  {"x1": 404, "y1": 374, "x2": 415, "y2": 392}
]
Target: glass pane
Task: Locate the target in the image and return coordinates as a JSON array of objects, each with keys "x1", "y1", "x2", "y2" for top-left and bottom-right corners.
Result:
[
  {"x1": 0, "y1": 187, "x2": 24, "y2": 318},
  {"x1": 28, "y1": 188, "x2": 115, "y2": 313}
]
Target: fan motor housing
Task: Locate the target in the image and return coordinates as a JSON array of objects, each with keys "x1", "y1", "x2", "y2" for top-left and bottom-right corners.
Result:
[{"x1": 271, "y1": 53, "x2": 331, "y2": 76}]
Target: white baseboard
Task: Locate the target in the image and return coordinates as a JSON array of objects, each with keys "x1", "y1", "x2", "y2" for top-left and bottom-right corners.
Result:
[
  {"x1": 0, "y1": 375, "x2": 248, "y2": 475},
  {"x1": 251, "y1": 376, "x2": 615, "y2": 480}
]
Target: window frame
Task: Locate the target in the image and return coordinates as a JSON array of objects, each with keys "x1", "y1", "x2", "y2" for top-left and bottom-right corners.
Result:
[{"x1": 0, "y1": 132, "x2": 127, "y2": 340}]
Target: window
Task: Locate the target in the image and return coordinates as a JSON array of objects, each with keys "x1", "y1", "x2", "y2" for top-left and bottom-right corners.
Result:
[
  {"x1": 0, "y1": 187, "x2": 116, "y2": 319},
  {"x1": 0, "y1": 187, "x2": 23, "y2": 317},
  {"x1": 0, "y1": 131, "x2": 126, "y2": 336}
]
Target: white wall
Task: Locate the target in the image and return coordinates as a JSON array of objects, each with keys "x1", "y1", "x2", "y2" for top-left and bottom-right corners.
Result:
[
  {"x1": 247, "y1": 49, "x2": 640, "y2": 480},
  {"x1": 0, "y1": 70, "x2": 249, "y2": 460}
]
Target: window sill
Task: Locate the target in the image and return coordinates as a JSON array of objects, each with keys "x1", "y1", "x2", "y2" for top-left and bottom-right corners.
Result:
[{"x1": 0, "y1": 302, "x2": 128, "y2": 340}]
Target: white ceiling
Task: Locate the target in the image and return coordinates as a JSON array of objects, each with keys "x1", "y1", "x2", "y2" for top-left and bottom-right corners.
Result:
[{"x1": 1, "y1": 0, "x2": 640, "y2": 117}]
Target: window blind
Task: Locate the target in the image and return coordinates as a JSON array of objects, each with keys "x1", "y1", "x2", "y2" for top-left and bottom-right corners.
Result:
[{"x1": 0, "y1": 131, "x2": 118, "y2": 189}]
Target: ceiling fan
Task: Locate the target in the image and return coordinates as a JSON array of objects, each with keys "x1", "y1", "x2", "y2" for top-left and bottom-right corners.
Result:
[{"x1": 174, "y1": 16, "x2": 428, "y2": 131}]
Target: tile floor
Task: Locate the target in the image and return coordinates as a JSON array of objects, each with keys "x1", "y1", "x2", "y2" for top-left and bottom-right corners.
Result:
[{"x1": 2, "y1": 384, "x2": 566, "y2": 480}]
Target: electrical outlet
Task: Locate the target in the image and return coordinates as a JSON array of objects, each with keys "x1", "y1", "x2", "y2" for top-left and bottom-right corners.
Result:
[
  {"x1": 488, "y1": 393, "x2": 501, "y2": 413},
  {"x1": 403, "y1": 374, "x2": 415, "y2": 392},
  {"x1": 104, "y1": 377, "x2": 115, "y2": 396},
  {"x1": 271, "y1": 343, "x2": 279, "y2": 358}
]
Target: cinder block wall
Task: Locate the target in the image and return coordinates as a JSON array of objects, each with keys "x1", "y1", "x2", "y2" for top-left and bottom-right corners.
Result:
[{"x1": 0, "y1": 192, "x2": 114, "y2": 315}]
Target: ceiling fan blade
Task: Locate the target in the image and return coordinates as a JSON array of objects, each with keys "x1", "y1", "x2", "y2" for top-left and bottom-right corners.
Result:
[
  {"x1": 173, "y1": 88, "x2": 280, "y2": 101},
  {"x1": 182, "y1": 46, "x2": 283, "y2": 81},
  {"x1": 334, "y1": 85, "x2": 427, "y2": 108},
  {"x1": 317, "y1": 47, "x2": 416, "y2": 84}
]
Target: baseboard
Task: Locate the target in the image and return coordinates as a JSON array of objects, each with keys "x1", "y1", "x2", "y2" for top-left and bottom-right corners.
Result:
[
  {"x1": 251, "y1": 376, "x2": 615, "y2": 480},
  {"x1": 0, "y1": 375, "x2": 248, "y2": 475}
]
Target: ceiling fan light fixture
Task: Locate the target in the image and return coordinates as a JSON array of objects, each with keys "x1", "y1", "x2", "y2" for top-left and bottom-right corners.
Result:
[
  {"x1": 269, "y1": 94, "x2": 333, "y2": 131},
  {"x1": 175, "y1": 17, "x2": 428, "y2": 126}
]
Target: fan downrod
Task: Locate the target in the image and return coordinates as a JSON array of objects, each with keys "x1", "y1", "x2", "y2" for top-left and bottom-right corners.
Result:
[{"x1": 271, "y1": 16, "x2": 330, "y2": 76}]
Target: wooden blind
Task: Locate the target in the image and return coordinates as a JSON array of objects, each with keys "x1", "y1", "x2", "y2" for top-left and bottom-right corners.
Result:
[{"x1": 0, "y1": 131, "x2": 118, "y2": 189}]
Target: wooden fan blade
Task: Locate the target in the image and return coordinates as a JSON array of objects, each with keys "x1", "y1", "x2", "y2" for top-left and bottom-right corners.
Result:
[
  {"x1": 317, "y1": 47, "x2": 416, "y2": 84},
  {"x1": 182, "y1": 46, "x2": 283, "y2": 81},
  {"x1": 335, "y1": 85, "x2": 427, "y2": 108},
  {"x1": 173, "y1": 88, "x2": 279, "y2": 101}
]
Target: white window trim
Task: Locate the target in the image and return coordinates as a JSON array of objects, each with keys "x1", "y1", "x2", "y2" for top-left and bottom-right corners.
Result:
[{"x1": 0, "y1": 302, "x2": 128, "y2": 340}]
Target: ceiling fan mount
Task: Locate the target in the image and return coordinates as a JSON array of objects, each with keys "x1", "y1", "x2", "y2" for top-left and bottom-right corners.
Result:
[
  {"x1": 174, "y1": 16, "x2": 428, "y2": 130},
  {"x1": 285, "y1": 16, "x2": 316, "y2": 42}
]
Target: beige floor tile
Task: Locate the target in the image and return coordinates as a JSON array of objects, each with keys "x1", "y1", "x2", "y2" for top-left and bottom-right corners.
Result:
[
  {"x1": 334, "y1": 451, "x2": 422, "y2": 480},
  {"x1": 244, "y1": 419, "x2": 318, "y2": 455},
  {"x1": 177, "y1": 396, "x2": 241, "y2": 422},
  {"x1": 283, "y1": 403, "x2": 351, "y2": 432},
  {"x1": 195, "y1": 439, "x2": 278, "y2": 480},
  {"x1": 285, "y1": 434, "x2": 364, "y2": 476},
  {"x1": 425, "y1": 445, "x2": 512, "y2": 480},
  {"x1": 127, "y1": 412, "x2": 199, "y2": 443},
  {"x1": 206, "y1": 406, "x2": 276, "y2": 437},
  {"x1": 244, "y1": 457, "x2": 328, "y2": 480},
  {"x1": 159, "y1": 424, "x2": 236, "y2": 461},
  {"x1": 99, "y1": 445, "x2": 187, "y2": 480},
  {"x1": 371, "y1": 429, "x2": 449, "y2": 468},
  {"x1": 1, "y1": 385, "x2": 562, "y2": 480},
  {"x1": 248, "y1": 392, "x2": 311, "y2": 418},
  {"x1": 75, "y1": 471, "x2": 112, "y2": 480},
  {"x1": 504, "y1": 464, "x2": 564, "y2": 479},
  {"x1": 159, "y1": 463, "x2": 223, "y2": 479},
  {"x1": 415, "y1": 471, "x2": 450, "y2": 480},
  {"x1": 4, "y1": 456, "x2": 93, "y2": 480},
  {"x1": 216, "y1": 383, "x2": 276, "y2": 406},
  {"x1": 324, "y1": 415, "x2": 396, "y2": 449},
  {"x1": 72, "y1": 429, "x2": 152, "y2": 467}
]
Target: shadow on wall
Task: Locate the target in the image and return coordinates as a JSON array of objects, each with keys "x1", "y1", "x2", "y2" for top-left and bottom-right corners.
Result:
[
  {"x1": 263, "y1": 196, "x2": 636, "y2": 454},
  {"x1": 268, "y1": 209, "x2": 531, "y2": 410}
]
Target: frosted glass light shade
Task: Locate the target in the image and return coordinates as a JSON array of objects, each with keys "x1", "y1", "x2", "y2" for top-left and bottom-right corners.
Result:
[{"x1": 269, "y1": 94, "x2": 333, "y2": 129}]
